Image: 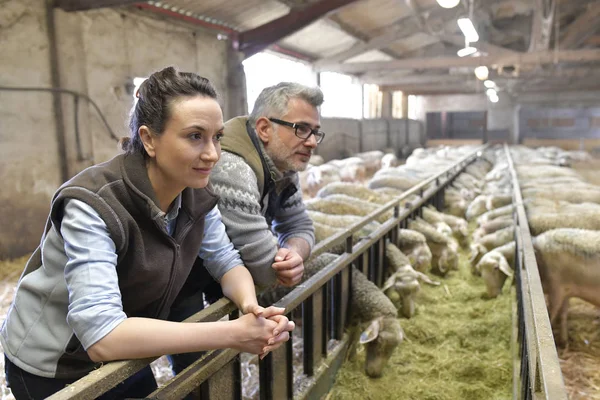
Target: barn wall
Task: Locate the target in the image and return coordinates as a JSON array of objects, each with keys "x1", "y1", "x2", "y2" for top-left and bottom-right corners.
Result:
[{"x1": 0, "y1": 2, "x2": 232, "y2": 259}]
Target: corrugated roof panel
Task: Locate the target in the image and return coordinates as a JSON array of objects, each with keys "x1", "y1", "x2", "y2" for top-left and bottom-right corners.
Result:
[
  {"x1": 150, "y1": 0, "x2": 290, "y2": 31},
  {"x1": 333, "y1": 0, "x2": 414, "y2": 37},
  {"x1": 278, "y1": 19, "x2": 359, "y2": 59}
]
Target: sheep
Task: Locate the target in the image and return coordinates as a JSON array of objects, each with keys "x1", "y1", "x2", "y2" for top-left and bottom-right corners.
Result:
[
  {"x1": 367, "y1": 175, "x2": 423, "y2": 192},
  {"x1": 478, "y1": 251, "x2": 513, "y2": 298},
  {"x1": 383, "y1": 242, "x2": 439, "y2": 318},
  {"x1": 309, "y1": 154, "x2": 325, "y2": 166},
  {"x1": 479, "y1": 228, "x2": 600, "y2": 346},
  {"x1": 472, "y1": 240, "x2": 516, "y2": 276},
  {"x1": 260, "y1": 252, "x2": 403, "y2": 378},
  {"x1": 476, "y1": 204, "x2": 514, "y2": 225},
  {"x1": 408, "y1": 218, "x2": 458, "y2": 275},
  {"x1": 300, "y1": 164, "x2": 341, "y2": 197},
  {"x1": 307, "y1": 194, "x2": 393, "y2": 224},
  {"x1": 307, "y1": 210, "x2": 381, "y2": 233},
  {"x1": 312, "y1": 222, "x2": 378, "y2": 254},
  {"x1": 381, "y1": 153, "x2": 399, "y2": 169},
  {"x1": 351, "y1": 266, "x2": 404, "y2": 378},
  {"x1": 396, "y1": 229, "x2": 432, "y2": 273},
  {"x1": 473, "y1": 217, "x2": 513, "y2": 241},
  {"x1": 469, "y1": 226, "x2": 515, "y2": 266},
  {"x1": 527, "y1": 211, "x2": 600, "y2": 236},
  {"x1": 422, "y1": 206, "x2": 469, "y2": 245},
  {"x1": 316, "y1": 182, "x2": 395, "y2": 205}
]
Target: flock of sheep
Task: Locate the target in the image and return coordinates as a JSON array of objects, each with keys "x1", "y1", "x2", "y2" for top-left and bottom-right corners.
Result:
[{"x1": 292, "y1": 144, "x2": 599, "y2": 378}]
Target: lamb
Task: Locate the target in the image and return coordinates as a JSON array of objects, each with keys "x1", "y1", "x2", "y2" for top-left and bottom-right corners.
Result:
[
  {"x1": 479, "y1": 228, "x2": 600, "y2": 346},
  {"x1": 477, "y1": 251, "x2": 513, "y2": 297}
]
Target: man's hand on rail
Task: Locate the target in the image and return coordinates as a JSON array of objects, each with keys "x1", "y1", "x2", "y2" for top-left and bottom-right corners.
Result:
[{"x1": 272, "y1": 247, "x2": 304, "y2": 287}]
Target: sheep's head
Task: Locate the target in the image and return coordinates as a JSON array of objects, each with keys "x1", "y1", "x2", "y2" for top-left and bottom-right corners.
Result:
[
  {"x1": 359, "y1": 316, "x2": 404, "y2": 378},
  {"x1": 395, "y1": 278, "x2": 420, "y2": 318},
  {"x1": 478, "y1": 251, "x2": 513, "y2": 298},
  {"x1": 469, "y1": 242, "x2": 488, "y2": 271},
  {"x1": 406, "y1": 244, "x2": 432, "y2": 272}
]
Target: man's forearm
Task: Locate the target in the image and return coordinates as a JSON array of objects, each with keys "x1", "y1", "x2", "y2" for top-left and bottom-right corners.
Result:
[{"x1": 283, "y1": 237, "x2": 311, "y2": 261}]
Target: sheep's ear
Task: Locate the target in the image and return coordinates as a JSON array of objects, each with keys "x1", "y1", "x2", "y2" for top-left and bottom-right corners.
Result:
[
  {"x1": 359, "y1": 318, "x2": 381, "y2": 344},
  {"x1": 498, "y1": 256, "x2": 513, "y2": 277}
]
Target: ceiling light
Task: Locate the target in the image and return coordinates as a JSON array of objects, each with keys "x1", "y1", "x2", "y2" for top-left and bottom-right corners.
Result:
[
  {"x1": 486, "y1": 88, "x2": 497, "y2": 97},
  {"x1": 484, "y1": 80, "x2": 495, "y2": 88},
  {"x1": 436, "y1": 0, "x2": 460, "y2": 8},
  {"x1": 457, "y1": 47, "x2": 478, "y2": 57},
  {"x1": 474, "y1": 66, "x2": 489, "y2": 80},
  {"x1": 457, "y1": 18, "x2": 479, "y2": 43},
  {"x1": 489, "y1": 95, "x2": 499, "y2": 103}
]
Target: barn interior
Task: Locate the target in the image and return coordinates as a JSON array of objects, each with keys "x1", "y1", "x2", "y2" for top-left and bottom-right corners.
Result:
[{"x1": 2, "y1": 0, "x2": 600, "y2": 399}]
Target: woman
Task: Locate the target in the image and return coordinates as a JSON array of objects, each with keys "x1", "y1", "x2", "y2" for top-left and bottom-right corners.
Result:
[{"x1": 1, "y1": 66, "x2": 293, "y2": 399}]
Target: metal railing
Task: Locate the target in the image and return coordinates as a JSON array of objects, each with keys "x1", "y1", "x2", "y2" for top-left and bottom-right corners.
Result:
[
  {"x1": 48, "y1": 146, "x2": 486, "y2": 400},
  {"x1": 504, "y1": 144, "x2": 567, "y2": 400}
]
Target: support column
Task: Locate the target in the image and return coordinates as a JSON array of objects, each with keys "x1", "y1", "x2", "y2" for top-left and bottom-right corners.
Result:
[
  {"x1": 381, "y1": 90, "x2": 393, "y2": 118},
  {"x1": 226, "y1": 46, "x2": 247, "y2": 119},
  {"x1": 401, "y1": 92, "x2": 408, "y2": 119},
  {"x1": 50, "y1": 2, "x2": 94, "y2": 180}
]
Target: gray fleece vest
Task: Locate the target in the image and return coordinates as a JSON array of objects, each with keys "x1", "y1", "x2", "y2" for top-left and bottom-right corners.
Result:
[{"x1": 1, "y1": 152, "x2": 218, "y2": 378}]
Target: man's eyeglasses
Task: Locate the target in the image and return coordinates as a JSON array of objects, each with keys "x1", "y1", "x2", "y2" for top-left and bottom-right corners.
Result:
[{"x1": 268, "y1": 118, "x2": 326, "y2": 144}]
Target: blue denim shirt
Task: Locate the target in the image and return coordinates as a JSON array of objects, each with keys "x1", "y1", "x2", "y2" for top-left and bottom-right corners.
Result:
[{"x1": 61, "y1": 195, "x2": 241, "y2": 350}]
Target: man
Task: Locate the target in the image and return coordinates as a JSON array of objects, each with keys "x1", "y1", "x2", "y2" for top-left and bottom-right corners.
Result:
[{"x1": 212, "y1": 82, "x2": 325, "y2": 289}]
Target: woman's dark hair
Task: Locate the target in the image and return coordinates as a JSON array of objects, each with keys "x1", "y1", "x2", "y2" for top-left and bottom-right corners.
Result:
[{"x1": 120, "y1": 66, "x2": 219, "y2": 155}]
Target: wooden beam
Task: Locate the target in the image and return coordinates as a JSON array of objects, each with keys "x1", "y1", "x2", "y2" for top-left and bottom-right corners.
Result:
[
  {"x1": 362, "y1": 74, "x2": 471, "y2": 85},
  {"x1": 441, "y1": 35, "x2": 520, "y2": 56},
  {"x1": 55, "y1": 0, "x2": 138, "y2": 11},
  {"x1": 528, "y1": 0, "x2": 555, "y2": 51},
  {"x1": 315, "y1": 49, "x2": 600, "y2": 73},
  {"x1": 559, "y1": 2, "x2": 600, "y2": 49},
  {"x1": 236, "y1": 0, "x2": 361, "y2": 58}
]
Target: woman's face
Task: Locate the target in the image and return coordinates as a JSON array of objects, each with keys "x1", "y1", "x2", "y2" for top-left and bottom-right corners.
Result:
[{"x1": 144, "y1": 95, "x2": 223, "y2": 192}]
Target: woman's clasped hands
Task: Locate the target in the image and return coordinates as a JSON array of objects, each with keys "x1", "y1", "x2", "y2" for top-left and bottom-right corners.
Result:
[{"x1": 235, "y1": 305, "x2": 295, "y2": 359}]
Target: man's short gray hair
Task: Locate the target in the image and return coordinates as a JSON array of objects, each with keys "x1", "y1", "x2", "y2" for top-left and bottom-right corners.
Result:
[{"x1": 249, "y1": 82, "x2": 324, "y2": 125}]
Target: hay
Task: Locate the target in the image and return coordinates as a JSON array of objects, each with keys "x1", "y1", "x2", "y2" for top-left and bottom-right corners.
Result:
[
  {"x1": 558, "y1": 299, "x2": 600, "y2": 400},
  {"x1": 329, "y1": 247, "x2": 512, "y2": 400}
]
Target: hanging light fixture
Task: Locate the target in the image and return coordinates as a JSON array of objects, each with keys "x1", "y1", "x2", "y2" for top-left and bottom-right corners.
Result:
[
  {"x1": 484, "y1": 80, "x2": 495, "y2": 88},
  {"x1": 457, "y1": 18, "x2": 479, "y2": 42},
  {"x1": 457, "y1": 46, "x2": 477, "y2": 57},
  {"x1": 436, "y1": 0, "x2": 460, "y2": 8},
  {"x1": 474, "y1": 66, "x2": 489, "y2": 80}
]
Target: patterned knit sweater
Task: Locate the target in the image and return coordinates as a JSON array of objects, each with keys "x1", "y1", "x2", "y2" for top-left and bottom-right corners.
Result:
[{"x1": 210, "y1": 117, "x2": 315, "y2": 287}]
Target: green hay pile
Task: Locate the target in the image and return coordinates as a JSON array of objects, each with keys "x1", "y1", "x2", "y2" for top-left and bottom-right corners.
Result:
[{"x1": 329, "y1": 247, "x2": 512, "y2": 400}]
